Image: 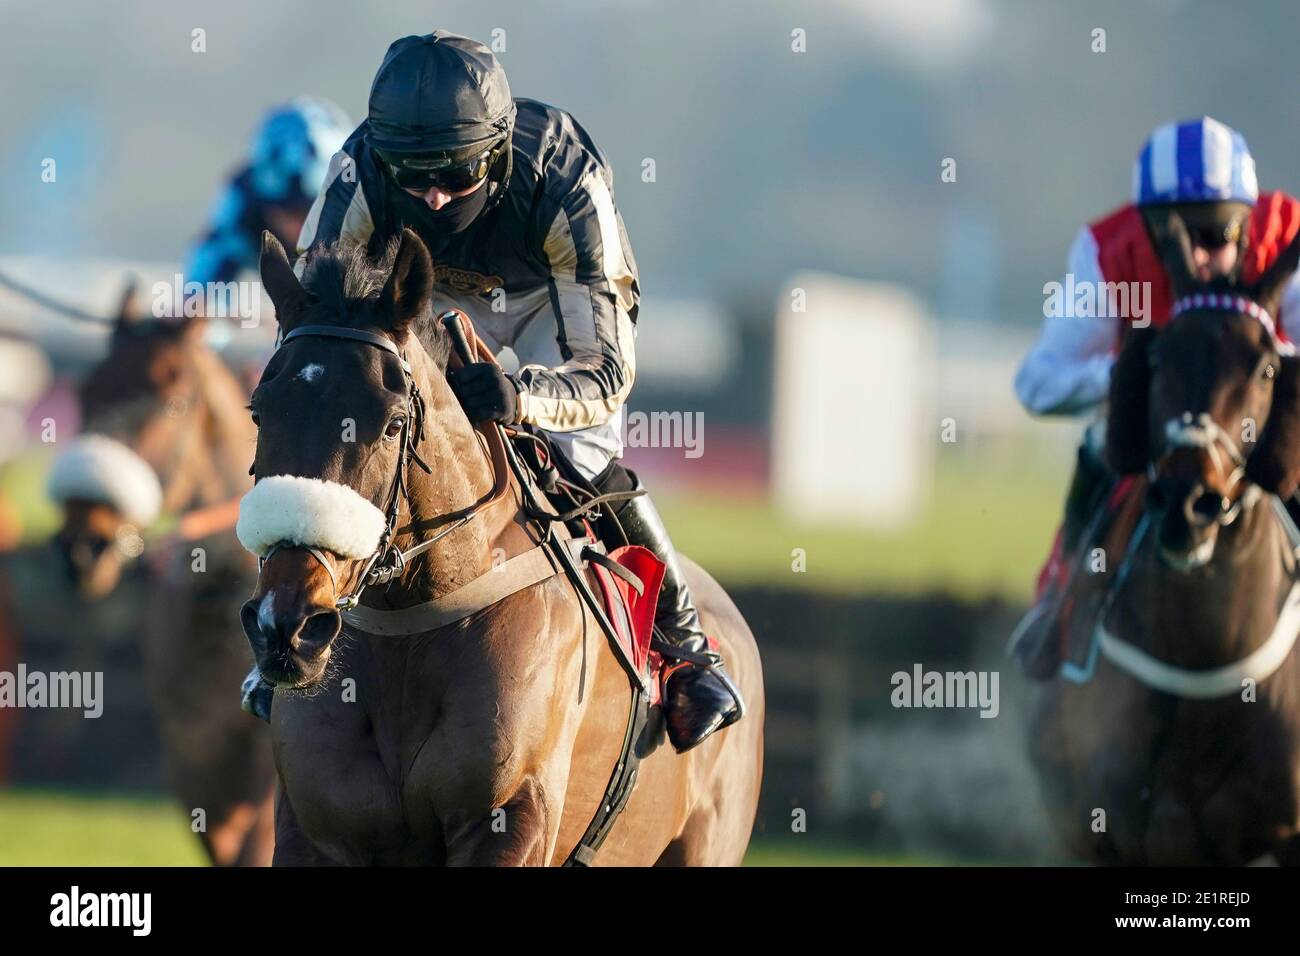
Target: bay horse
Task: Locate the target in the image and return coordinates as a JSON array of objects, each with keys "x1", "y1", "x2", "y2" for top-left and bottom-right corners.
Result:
[
  {"x1": 1031, "y1": 213, "x2": 1300, "y2": 865},
  {"x1": 239, "y1": 230, "x2": 764, "y2": 865},
  {"x1": 49, "y1": 295, "x2": 275, "y2": 866}
]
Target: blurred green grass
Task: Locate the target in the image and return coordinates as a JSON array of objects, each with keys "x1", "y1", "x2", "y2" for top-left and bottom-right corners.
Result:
[
  {"x1": 659, "y1": 442, "x2": 1071, "y2": 603},
  {"x1": 0, "y1": 788, "x2": 950, "y2": 866},
  {"x1": 1, "y1": 448, "x2": 60, "y2": 543},
  {"x1": 0, "y1": 789, "x2": 208, "y2": 866}
]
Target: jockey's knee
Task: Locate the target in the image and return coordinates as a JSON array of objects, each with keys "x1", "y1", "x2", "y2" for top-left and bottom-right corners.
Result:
[{"x1": 542, "y1": 409, "x2": 625, "y2": 482}]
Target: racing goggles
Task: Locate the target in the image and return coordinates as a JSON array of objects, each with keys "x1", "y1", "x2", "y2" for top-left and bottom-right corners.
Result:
[
  {"x1": 1186, "y1": 219, "x2": 1246, "y2": 250},
  {"x1": 1177, "y1": 205, "x2": 1250, "y2": 250},
  {"x1": 380, "y1": 146, "x2": 496, "y2": 193}
]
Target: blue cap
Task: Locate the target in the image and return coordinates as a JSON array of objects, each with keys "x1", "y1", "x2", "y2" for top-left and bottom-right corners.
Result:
[
  {"x1": 249, "y1": 96, "x2": 353, "y2": 203},
  {"x1": 1132, "y1": 117, "x2": 1258, "y2": 207}
]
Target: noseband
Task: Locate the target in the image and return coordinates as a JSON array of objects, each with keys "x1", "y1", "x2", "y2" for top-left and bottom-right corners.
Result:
[
  {"x1": 1149, "y1": 293, "x2": 1282, "y2": 527},
  {"x1": 261, "y1": 324, "x2": 479, "y2": 611},
  {"x1": 1153, "y1": 411, "x2": 1257, "y2": 527}
]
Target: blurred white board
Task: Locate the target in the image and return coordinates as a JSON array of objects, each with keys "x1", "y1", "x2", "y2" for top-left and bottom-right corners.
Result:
[{"x1": 773, "y1": 272, "x2": 933, "y2": 531}]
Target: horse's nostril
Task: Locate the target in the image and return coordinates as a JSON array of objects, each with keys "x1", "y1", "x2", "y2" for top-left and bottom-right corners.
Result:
[
  {"x1": 1192, "y1": 491, "x2": 1228, "y2": 522},
  {"x1": 292, "y1": 610, "x2": 341, "y2": 656},
  {"x1": 240, "y1": 592, "x2": 338, "y2": 669},
  {"x1": 239, "y1": 600, "x2": 266, "y2": 649}
]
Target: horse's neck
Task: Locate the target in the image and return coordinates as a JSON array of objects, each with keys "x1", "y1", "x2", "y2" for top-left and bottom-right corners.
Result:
[
  {"x1": 175, "y1": 344, "x2": 257, "y2": 508},
  {"x1": 373, "y1": 349, "x2": 519, "y2": 606},
  {"x1": 1129, "y1": 497, "x2": 1291, "y2": 661}
]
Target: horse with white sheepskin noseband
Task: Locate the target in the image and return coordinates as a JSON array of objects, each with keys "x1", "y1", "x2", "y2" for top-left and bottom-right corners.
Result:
[{"x1": 236, "y1": 474, "x2": 388, "y2": 594}]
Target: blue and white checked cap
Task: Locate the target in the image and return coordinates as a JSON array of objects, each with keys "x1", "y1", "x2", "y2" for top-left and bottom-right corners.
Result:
[
  {"x1": 1132, "y1": 117, "x2": 1258, "y2": 207},
  {"x1": 249, "y1": 96, "x2": 353, "y2": 203}
]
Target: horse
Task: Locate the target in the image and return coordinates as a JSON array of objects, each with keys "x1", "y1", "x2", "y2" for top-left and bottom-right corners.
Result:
[
  {"x1": 1030, "y1": 213, "x2": 1300, "y2": 865},
  {"x1": 49, "y1": 294, "x2": 275, "y2": 866},
  {"x1": 239, "y1": 229, "x2": 764, "y2": 865}
]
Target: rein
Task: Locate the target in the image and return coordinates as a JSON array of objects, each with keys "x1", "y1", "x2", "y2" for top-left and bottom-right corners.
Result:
[
  {"x1": 258, "y1": 310, "x2": 662, "y2": 867},
  {"x1": 264, "y1": 317, "x2": 510, "y2": 611}
]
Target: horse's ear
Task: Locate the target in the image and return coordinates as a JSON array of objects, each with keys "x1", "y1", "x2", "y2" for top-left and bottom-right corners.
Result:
[
  {"x1": 1252, "y1": 226, "x2": 1300, "y2": 321},
  {"x1": 114, "y1": 277, "x2": 140, "y2": 333},
  {"x1": 1246, "y1": 354, "x2": 1300, "y2": 496},
  {"x1": 259, "y1": 230, "x2": 308, "y2": 327},
  {"x1": 380, "y1": 227, "x2": 433, "y2": 338},
  {"x1": 1105, "y1": 327, "x2": 1155, "y2": 474},
  {"x1": 1149, "y1": 209, "x2": 1199, "y2": 298}
]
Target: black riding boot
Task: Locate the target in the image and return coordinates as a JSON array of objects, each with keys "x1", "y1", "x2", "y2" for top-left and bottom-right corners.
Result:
[
  {"x1": 1009, "y1": 438, "x2": 1112, "y2": 679},
  {"x1": 596, "y1": 464, "x2": 742, "y2": 753}
]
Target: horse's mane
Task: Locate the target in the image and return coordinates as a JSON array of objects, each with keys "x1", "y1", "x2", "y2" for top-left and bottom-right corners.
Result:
[{"x1": 298, "y1": 239, "x2": 452, "y2": 370}]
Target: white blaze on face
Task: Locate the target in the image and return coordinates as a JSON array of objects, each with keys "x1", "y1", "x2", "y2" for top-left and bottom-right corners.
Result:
[
  {"x1": 295, "y1": 363, "x2": 325, "y2": 384},
  {"x1": 257, "y1": 588, "x2": 284, "y2": 634}
]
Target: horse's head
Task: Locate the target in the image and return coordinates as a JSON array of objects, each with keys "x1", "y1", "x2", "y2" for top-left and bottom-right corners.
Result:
[
  {"x1": 238, "y1": 228, "x2": 456, "y2": 689},
  {"x1": 1107, "y1": 211, "x2": 1300, "y2": 570},
  {"x1": 49, "y1": 285, "x2": 222, "y2": 598}
]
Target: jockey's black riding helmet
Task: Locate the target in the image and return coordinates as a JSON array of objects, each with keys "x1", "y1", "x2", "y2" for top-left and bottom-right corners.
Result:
[{"x1": 366, "y1": 31, "x2": 515, "y2": 211}]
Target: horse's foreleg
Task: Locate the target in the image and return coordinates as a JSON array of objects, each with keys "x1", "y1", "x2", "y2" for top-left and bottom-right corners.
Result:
[
  {"x1": 442, "y1": 776, "x2": 551, "y2": 867},
  {"x1": 271, "y1": 782, "x2": 339, "y2": 866},
  {"x1": 233, "y1": 786, "x2": 277, "y2": 867}
]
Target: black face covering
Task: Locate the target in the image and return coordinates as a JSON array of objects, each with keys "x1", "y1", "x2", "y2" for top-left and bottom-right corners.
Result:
[{"x1": 387, "y1": 178, "x2": 491, "y2": 255}]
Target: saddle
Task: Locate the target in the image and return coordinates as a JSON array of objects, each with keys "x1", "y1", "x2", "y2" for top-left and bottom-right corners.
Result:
[{"x1": 505, "y1": 423, "x2": 696, "y2": 703}]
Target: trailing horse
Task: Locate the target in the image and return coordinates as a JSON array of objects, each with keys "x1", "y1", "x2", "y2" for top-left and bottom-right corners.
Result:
[
  {"x1": 48, "y1": 294, "x2": 274, "y2": 866},
  {"x1": 1031, "y1": 213, "x2": 1300, "y2": 865},
  {"x1": 239, "y1": 230, "x2": 764, "y2": 865}
]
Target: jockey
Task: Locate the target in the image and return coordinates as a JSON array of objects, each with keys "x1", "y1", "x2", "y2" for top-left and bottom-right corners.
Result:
[
  {"x1": 1010, "y1": 116, "x2": 1300, "y2": 678},
  {"x1": 184, "y1": 97, "x2": 353, "y2": 287},
  {"x1": 244, "y1": 32, "x2": 741, "y2": 753}
]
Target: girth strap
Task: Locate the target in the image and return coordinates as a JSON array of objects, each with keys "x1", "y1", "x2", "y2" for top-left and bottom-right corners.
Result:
[{"x1": 340, "y1": 539, "x2": 576, "y2": 637}]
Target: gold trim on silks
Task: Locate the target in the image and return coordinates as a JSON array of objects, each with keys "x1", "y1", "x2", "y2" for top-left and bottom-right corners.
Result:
[{"x1": 432, "y1": 264, "x2": 504, "y2": 296}]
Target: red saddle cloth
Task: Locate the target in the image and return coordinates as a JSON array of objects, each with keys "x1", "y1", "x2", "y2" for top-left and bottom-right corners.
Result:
[
  {"x1": 1035, "y1": 475, "x2": 1141, "y2": 601},
  {"x1": 1034, "y1": 475, "x2": 1144, "y2": 654},
  {"x1": 588, "y1": 545, "x2": 667, "y2": 706}
]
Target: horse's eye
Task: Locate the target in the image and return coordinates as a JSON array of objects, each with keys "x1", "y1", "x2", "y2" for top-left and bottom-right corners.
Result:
[{"x1": 384, "y1": 417, "x2": 406, "y2": 440}]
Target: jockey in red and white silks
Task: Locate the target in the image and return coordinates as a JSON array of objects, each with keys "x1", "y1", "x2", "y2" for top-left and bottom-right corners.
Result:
[{"x1": 1010, "y1": 117, "x2": 1300, "y2": 678}]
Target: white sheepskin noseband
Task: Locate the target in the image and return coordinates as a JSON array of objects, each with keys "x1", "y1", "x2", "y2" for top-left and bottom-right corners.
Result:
[
  {"x1": 47, "y1": 434, "x2": 163, "y2": 526},
  {"x1": 236, "y1": 475, "x2": 387, "y2": 560}
]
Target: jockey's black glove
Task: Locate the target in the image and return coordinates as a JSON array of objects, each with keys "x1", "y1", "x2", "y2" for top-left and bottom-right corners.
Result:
[{"x1": 448, "y1": 362, "x2": 523, "y2": 425}]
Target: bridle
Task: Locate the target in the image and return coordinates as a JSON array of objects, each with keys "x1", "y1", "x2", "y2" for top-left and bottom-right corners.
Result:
[
  {"x1": 1147, "y1": 294, "x2": 1285, "y2": 528},
  {"x1": 259, "y1": 318, "x2": 505, "y2": 611},
  {"x1": 1152, "y1": 411, "x2": 1258, "y2": 527},
  {"x1": 1170, "y1": 292, "x2": 1294, "y2": 356},
  {"x1": 1067, "y1": 294, "x2": 1300, "y2": 692}
]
